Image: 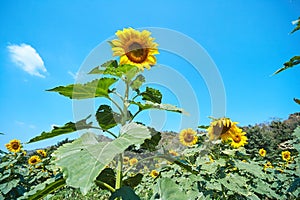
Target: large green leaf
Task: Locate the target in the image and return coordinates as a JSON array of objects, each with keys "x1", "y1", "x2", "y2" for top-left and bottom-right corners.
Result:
[
  {"x1": 132, "y1": 101, "x2": 186, "y2": 114},
  {"x1": 123, "y1": 173, "x2": 143, "y2": 188},
  {"x1": 109, "y1": 186, "x2": 140, "y2": 200},
  {"x1": 273, "y1": 55, "x2": 300, "y2": 75},
  {"x1": 140, "y1": 127, "x2": 161, "y2": 152},
  {"x1": 95, "y1": 168, "x2": 116, "y2": 190},
  {"x1": 47, "y1": 77, "x2": 117, "y2": 99},
  {"x1": 152, "y1": 178, "x2": 188, "y2": 200},
  {"x1": 89, "y1": 61, "x2": 139, "y2": 81},
  {"x1": 96, "y1": 105, "x2": 121, "y2": 130},
  {"x1": 141, "y1": 87, "x2": 162, "y2": 104},
  {"x1": 291, "y1": 17, "x2": 300, "y2": 34},
  {"x1": 28, "y1": 115, "x2": 93, "y2": 143},
  {"x1": 53, "y1": 123, "x2": 151, "y2": 194},
  {"x1": 20, "y1": 178, "x2": 66, "y2": 200},
  {"x1": 130, "y1": 75, "x2": 145, "y2": 91}
]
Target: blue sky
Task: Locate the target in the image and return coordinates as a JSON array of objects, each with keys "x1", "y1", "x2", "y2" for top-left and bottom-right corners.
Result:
[{"x1": 1, "y1": 0, "x2": 299, "y2": 150}]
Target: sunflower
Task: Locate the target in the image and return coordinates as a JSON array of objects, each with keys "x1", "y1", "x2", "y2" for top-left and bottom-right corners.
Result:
[
  {"x1": 179, "y1": 128, "x2": 198, "y2": 147},
  {"x1": 229, "y1": 132, "x2": 248, "y2": 148},
  {"x1": 264, "y1": 161, "x2": 274, "y2": 171},
  {"x1": 28, "y1": 155, "x2": 41, "y2": 165},
  {"x1": 111, "y1": 27, "x2": 159, "y2": 70},
  {"x1": 36, "y1": 149, "x2": 47, "y2": 157},
  {"x1": 150, "y1": 170, "x2": 159, "y2": 178},
  {"x1": 207, "y1": 118, "x2": 243, "y2": 141},
  {"x1": 123, "y1": 156, "x2": 130, "y2": 165},
  {"x1": 129, "y1": 158, "x2": 138, "y2": 166},
  {"x1": 259, "y1": 148, "x2": 266, "y2": 157},
  {"x1": 169, "y1": 150, "x2": 179, "y2": 157},
  {"x1": 5, "y1": 139, "x2": 21, "y2": 153},
  {"x1": 281, "y1": 151, "x2": 291, "y2": 161}
]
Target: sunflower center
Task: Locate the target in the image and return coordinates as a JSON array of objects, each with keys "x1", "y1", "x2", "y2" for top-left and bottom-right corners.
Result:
[
  {"x1": 284, "y1": 154, "x2": 289, "y2": 159},
  {"x1": 12, "y1": 142, "x2": 19, "y2": 150},
  {"x1": 213, "y1": 123, "x2": 231, "y2": 137},
  {"x1": 233, "y1": 135, "x2": 241, "y2": 143},
  {"x1": 184, "y1": 133, "x2": 195, "y2": 143},
  {"x1": 32, "y1": 159, "x2": 37, "y2": 163},
  {"x1": 126, "y1": 42, "x2": 148, "y2": 63}
]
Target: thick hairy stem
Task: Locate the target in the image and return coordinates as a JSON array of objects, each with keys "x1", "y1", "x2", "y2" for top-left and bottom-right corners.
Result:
[{"x1": 115, "y1": 153, "x2": 123, "y2": 190}]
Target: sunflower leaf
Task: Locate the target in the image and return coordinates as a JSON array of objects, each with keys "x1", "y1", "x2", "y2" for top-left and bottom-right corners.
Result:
[
  {"x1": 123, "y1": 173, "x2": 143, "y2": 188},
  {"x1": 140, "y1": 87, "x2": 162, "y2": 103},
  {"x1": 109, "y1": 186, "x2": 140, "y2": 200},
  {"x1": 27, "y1": 115, "x2": 93, "y2": 143},
  {"x1": 96, "y1": 105, "x2": 121, "y2": 130},
  {"x1": 152, "y1": 177, "x2": 188, "y2": 200},
  {"x1": 89, "y1": 60, "x2": 118, "y2": 74},
  {"x1": 294, "y1": 98, "x2": 300, "y2": 105},
  {"x1": 291, "y1": 17, "x2": 300, "y2": 34},
  {"x1": 273, "y1": 55, "x2": 300, "y2": 75},
  {"x1": 131, "y1": 101, "x2": 186, "y2": 114},
  {"x1": 47, "y1": 78, "x2": 117, "y2": 99},
  {"x1": 95, "y1": 168, "x2": 116, "y2": 190},
  {"x1": 53, "y1": 123, "x2": 151, "y2": 195},
  {"x1": 130, "y1": 74, "x2": 145, "y2": 91}
]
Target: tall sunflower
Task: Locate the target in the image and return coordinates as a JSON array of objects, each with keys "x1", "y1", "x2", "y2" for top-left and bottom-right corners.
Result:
[
  {"x1": 179, "y1": 128, "x2": 198, "y2": 147},
  {"x1": 207, "y1": 118, "x2": 242, "y2": 141},
  {"x1": 281, "y1": 151, "x2": 291, "y2": 161},
  {"x1": 36, "y1": 149, "x2": 47, "y2": 157},
  {"x1": 259, "y1": 148, "x2": 266, "y2": 157},
  {"x1": 28, "y1": 155, "x2": 41, "y2": 165},
  {"x1": 229, "y1": 132, "x2": 248, "y2": 148},
  {"x1": 111, "y1": 27, "x2": 159, "y2": 70},
  {"x1": 5, "y1": 139, "x2": 21, "y2": 153}
]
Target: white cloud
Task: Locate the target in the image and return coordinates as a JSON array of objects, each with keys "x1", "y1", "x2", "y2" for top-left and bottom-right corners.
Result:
[{"x1": 7, "y1": 43, "x2": 47, "y2": 78}]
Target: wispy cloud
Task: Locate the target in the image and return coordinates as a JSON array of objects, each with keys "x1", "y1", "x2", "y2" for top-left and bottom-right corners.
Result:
[
  {"x1": 7, "y1": 43, "x2": 47, "y2": 78},
  {"x1": 15, "y1": 121, "x2": 36, "y2": 129}
]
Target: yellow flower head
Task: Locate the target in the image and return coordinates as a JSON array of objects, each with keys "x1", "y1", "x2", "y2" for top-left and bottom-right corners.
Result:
[
  {"x1": 28, "y1": 155, "x2": 41, "y2": 165},
  {"x1": 123, "y1": 156, "x2": 130, "y2": 165},
  {"x1": 169, "y1": 150, "x2": 179, "y2": 157},
  {"x1": 36, "y1": 149, "x2": 47, "y2": 157},
  {"x1": 264, "y1": 161, "x2": 274, "y2": 171},
  {"x1": 150, "y1": 170, "x2": 159, "y2": 178},
  {"x1": 129, "y1": 158, "x2": 138, "y2": 166},
  {"x1": 281, "y1": 151, "x2": 291, "y2": 161},
  {"x1": 5, "y1": 139, "x2": 21, "y2": 153},
  {"x1": 229, "y1": 132, "x2": 248, "y2": 148},
  {"x1": 259, "y1": 148, "x2": 266, "y2": 157},
  {"x1": 207, "y1": 118, "x2": 243, "y2": 141},
  {"x1": 111, "y1": 27, "x2": 159, "y2": 70},
  {"x1": 179, "y1": 128, "x2": 198, "y2": 147}
]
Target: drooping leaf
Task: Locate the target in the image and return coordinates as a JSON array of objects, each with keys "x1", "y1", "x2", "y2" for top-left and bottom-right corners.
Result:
[
  {"x1": 89, "y1": 60, "x2": 118, "y2": 74},
  {"x1": 109, "y1": 186, "x2": 140, "y2": 200},
  {"x1": 198, "y1": 125, "x2": 209, "y2": 129},
  {"x1": 130, "y1": 74, "x2": 145, "y2": 91},
  {"x1": 152, "y1": 177, "x2": 188, "y2": 200},
  {"x1": 0, "y1": 179, "x2": 19, "y2": 195},
  {"x1": 47, "y1": 77, "x2": 117, "y2": 99},
  {"x1": 28, "y1": 115, "x2": 93, "y2": 143},
  {"x1": 96, "y1": 105, "x2": 121, "y2": 130},
  {"x1": 95, "y1": 168, "x2": 116, "y2": 190},
  {"x1": 291, "y1": 18, "x2": 300, "y2": 34},
  {"x1": 140, "y1": 127, "x2": 161, "y2": 152},
  {"x1": 131, "y1": 101, "x2": 186, "y2": 114},
  {"x1": 140, "y1": 87, "x2": 162, "y2": 103},
  {"x1": 53, "y1": 123, "x2": 151, "y2": 194},
  {"x1": 123, "y1": 173, "x2": 143, "y2": 188},
  {"x1": 20, "y1": 178, "x2": 66, "y2": 200},
  {"x1": 273, "y1": 55, "x2": 300, "y2": 75},
  {"x1": 89, "y1": 61, "x2": 139, "y2": 81},
  {"x1": 294, "y1": 98, "x2": 300, "y2": 105}
]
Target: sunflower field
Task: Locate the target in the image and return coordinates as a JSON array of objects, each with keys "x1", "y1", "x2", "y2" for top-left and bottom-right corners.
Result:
[{"x1": 1, "y1": 23, "x2": 300, "y2": 200}]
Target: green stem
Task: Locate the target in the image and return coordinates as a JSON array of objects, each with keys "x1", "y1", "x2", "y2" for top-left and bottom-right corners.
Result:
[
  {"x1": 115, "y1": 153, "x2": 123, "y2": 190},
  {"x1": 95, "y1": 180, "x2": 115, "y2": 193},
  {"x1": 108, "y1": 96, "x2": 124, "y2": 117},
  {"x1": 90, "y1": 126, "x2": 117, "y2": 138}
]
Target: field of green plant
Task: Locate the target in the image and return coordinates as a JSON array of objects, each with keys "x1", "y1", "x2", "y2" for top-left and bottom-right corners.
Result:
[{"x1": 1, "y1": 21, "x2": 300, "y2": 200}]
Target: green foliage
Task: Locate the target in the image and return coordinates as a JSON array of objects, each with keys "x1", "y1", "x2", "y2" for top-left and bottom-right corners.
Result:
[
  {"x1": 28, "y1": 115, "x2": 93, "y2": 143},
  {"x1": 140, "y1": 87, "x2": 162, "y2": 104},
  {"x1": 96, "y1": 105, "x2": 120, "y2": 131},
  {"x1": 130, "y1": 75, "x2": 145, "y2": 91},
  {"x1": 53, "y1": 123, "x2": 151, "y2": 194},
  {"x1": 273, "y1": 55, "x2": 300, "y2": 75},
  {"x1": 47, "y1": 77, "x2": 117, "y2": 99},
  {"x1": 109, "y1": 186, "x2": 140, "y2": 200}
]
